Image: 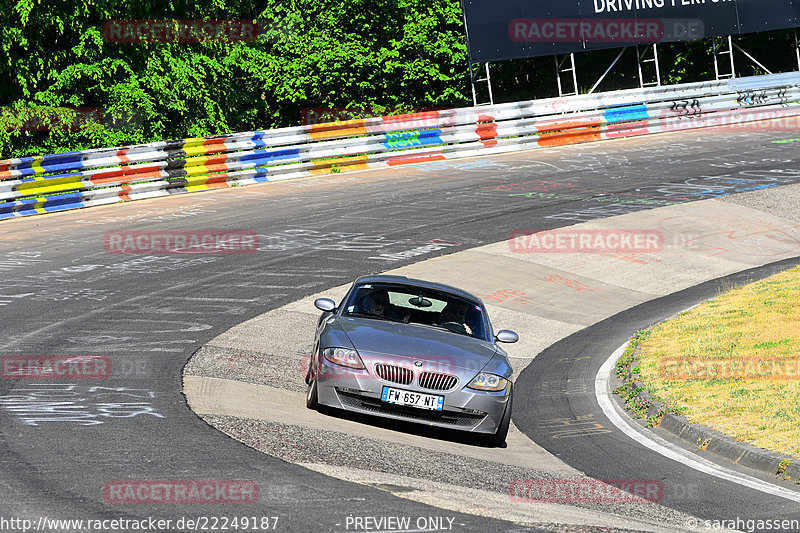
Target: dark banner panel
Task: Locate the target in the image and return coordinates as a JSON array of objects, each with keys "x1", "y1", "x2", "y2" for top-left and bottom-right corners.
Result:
[
  {"x1": 737, "y1": 0, "x2": 800, "y2": 33},
  {"x1": 463, "y1": 0, "x2": 800, "y2": 63}
]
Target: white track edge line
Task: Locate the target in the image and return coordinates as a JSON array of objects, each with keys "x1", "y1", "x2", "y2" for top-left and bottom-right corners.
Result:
[{"x1": 596, "y1": 341, "x2": 800, "y2": 503}]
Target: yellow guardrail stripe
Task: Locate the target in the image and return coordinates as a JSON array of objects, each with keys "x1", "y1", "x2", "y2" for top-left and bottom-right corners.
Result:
[
  {"x1": 17, "y1": 176, "x2": 85, "y2": 195},
  {"x1": 30, "y1": 156, "x2": 45, "y2": 180}
]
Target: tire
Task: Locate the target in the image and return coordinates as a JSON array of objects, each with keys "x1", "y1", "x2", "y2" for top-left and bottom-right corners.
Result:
[
  {"x1": 486, "y1": 387, "x2": 512, "y2": 447},
  {"x1": 306, "y1": 377, "x2": 319, "y2": 410}
]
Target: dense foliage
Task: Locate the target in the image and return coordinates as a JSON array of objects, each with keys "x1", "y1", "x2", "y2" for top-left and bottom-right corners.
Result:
[
  {"x1": 0, "y1": 0, "x2": 468, "y2": 157},
  {"x1": 0, "y1": 0, "x2": 796, "y2": 158}
]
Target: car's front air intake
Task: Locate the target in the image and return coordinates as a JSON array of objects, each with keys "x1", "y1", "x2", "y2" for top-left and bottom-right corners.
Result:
[
  {"x1": 374, "y1": 364, "x2": 414, "y2": 385},
  {"x1": 418, "y1": 371, "x2": 458, "y2": 391}
]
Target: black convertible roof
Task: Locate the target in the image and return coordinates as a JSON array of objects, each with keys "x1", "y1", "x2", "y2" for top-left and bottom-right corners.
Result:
[{"x1": 352, "y1": 275, "x2": 482, "y2": 304}]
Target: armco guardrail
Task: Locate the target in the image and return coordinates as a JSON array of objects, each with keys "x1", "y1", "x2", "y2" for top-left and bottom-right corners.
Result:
[{"x1": 2, "y1": 72, "x2": 800, "y2": 220}]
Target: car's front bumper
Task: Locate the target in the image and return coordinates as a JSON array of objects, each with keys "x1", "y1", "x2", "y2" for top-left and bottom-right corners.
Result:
[{"x1": 315, "y1": 361, "x2": 510, "y2": 434}]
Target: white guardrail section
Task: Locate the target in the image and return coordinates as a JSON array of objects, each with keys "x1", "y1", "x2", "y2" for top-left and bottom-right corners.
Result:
[{"x1": 1, "y1": 72, "x2": 799, "y2": 219}]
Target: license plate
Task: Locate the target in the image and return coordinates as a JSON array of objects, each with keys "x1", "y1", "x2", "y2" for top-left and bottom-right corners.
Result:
[{"x1": 381, "y1": 386, "x2": 444, "y2": 411}]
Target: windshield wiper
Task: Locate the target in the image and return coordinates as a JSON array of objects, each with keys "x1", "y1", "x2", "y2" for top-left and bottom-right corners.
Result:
[
  {"x1": 419, "y1": 322, "x2": 472, "y2": 337},
  {"x1": 346, "y1": 312, "x2": 404, "y2": 323}
]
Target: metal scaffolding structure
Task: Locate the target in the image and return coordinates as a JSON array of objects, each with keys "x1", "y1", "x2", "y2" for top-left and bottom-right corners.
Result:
[
  {"x1": 469, "y1": 31, "x2": 799, "y2": 104},
  {"x1": 555, "y1": 53, "x2": 579, "y2": 97},
  {"x1": 636, "y1": 44, "x2": 662, "y2": 88},
  {"x1": 468, "y1": 63, "x2": 494, "y2": 106},
  {"x1": 713, "y1": 35, "x2": 736, "y2": 79}
]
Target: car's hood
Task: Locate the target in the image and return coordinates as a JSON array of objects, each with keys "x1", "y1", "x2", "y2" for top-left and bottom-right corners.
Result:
[{"x1": 336, "y1": 316, "x2": 499, "y2": 372}]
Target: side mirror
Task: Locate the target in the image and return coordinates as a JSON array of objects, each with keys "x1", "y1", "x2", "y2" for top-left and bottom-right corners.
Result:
[
  {"x1": 314, "y1": 298, "x2": 337, "y2": 312},
  {"x1": 495, "y1": 330, "x2": 519, "y2": 344}
]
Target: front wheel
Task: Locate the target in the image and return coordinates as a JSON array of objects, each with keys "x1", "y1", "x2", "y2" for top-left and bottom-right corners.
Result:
[{"x1": 306, "y1": 377, "x2": 319, "y2": 410}]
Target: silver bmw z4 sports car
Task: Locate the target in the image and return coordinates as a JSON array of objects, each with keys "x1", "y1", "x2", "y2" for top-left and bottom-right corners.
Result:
[{"x1": 305, "y1": 275, "x2": 518, "y2": 447}]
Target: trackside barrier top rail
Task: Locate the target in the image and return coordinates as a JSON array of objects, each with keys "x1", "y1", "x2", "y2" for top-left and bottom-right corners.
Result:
[{"x1": 2, "y1": 72, "x2": 800, "y2": 220}]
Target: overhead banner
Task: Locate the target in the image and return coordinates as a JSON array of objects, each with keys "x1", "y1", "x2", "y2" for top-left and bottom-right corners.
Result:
[{"x1": 462, "y1": 0, "x2": 800, "y2": 62}]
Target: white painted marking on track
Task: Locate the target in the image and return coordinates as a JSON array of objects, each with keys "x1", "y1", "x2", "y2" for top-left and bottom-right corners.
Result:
[
  {"x1": 596, "y1": 341, "x2": 800, "y2": 503},
  {"x1": 174, "y1": 297, "x2": 262, "y2": 302}
]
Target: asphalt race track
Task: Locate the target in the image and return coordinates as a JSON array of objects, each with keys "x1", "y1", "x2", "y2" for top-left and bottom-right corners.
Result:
[
  {"x1": 515, "y1": 258, "x2": 800, "y2": 524},
  {"x1": 1, "y1": 126, "x2": 800, "y2": 532}
]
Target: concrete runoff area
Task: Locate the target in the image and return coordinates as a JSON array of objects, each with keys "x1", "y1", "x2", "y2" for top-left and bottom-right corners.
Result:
[
  {"x1": 4, "y1": 124, "x2": 800, "y2": 532},
  {"x1": 184, "y1": 185, "x2": 800, "y2": 531}
]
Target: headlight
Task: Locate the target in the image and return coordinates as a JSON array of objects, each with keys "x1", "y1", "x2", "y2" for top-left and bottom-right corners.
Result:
[
  {"x1": 322, "y1": 347, "x2": 365, "y2": 369},
  {"x1": 467, "y1": 373, "x2": 508, "y2": 391}
]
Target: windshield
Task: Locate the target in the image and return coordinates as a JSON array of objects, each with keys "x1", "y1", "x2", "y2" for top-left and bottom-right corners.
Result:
[{"x1": 341, "y1": 283, "x2": 490, "y2": 341}]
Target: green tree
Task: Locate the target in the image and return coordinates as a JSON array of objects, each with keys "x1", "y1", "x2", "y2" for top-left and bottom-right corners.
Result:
[{"x1": 0, "y1": 0, "x2": 470, "y2": 159}]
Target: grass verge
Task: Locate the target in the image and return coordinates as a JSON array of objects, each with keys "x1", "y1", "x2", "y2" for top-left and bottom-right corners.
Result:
[{"x1": 623, "y1": 264, "x2": 800, "y2": 459}]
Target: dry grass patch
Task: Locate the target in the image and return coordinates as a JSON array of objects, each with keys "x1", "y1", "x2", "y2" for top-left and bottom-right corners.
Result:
[{"x1": 636, "y1": 265, "x2": 800, "y2": 458}]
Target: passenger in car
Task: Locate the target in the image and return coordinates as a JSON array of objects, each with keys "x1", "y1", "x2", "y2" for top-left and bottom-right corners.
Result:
[{"x1": 366, "y1": 289, "x2": 390, "y2": 315}]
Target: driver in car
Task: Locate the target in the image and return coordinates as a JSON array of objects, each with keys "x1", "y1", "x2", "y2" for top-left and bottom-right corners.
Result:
[{"x1": 437, "y1": 301, "x2": 471, "y2": 334}]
